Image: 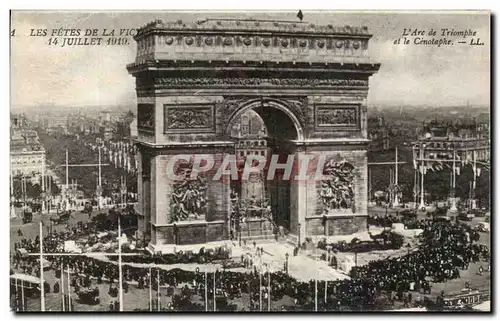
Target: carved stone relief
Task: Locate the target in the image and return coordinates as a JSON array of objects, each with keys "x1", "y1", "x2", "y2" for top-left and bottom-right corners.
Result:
[
  {"x1": 164, "y1": 105, "x2": 214, "y2": 132},
  {"x1": 285, "y1": 97, "x2": 309, "y2": 129},
  {"x1": 316, "y1": 105, "x2": 359, "y2": 128},
  {"x1": 320, "y1": 159, "x2": 355, "y2": 213},
  {"x1": 170, "y1": 159, "x2": 208, "y2": 223},
  {"x1": 137, "y1": 104, "x2": 155, "y2": 132}
]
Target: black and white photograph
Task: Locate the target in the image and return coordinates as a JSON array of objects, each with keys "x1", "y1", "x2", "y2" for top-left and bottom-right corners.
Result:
[{"x1": 9, "y1": 10, "x2": 491, "y2": 312}]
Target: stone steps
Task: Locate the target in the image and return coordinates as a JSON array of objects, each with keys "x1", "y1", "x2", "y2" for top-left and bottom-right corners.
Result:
[
  {"x1": 236, "y1": 218, "x2": 279, "y2": 242},
  {"x1": 238, "y1": 225, "x2": 276, "y2": 242}
]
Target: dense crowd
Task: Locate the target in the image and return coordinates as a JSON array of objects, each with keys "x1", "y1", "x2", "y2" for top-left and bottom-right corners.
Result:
[
  {"x1": 317, "y1": 231, "x2": 405, "y2": 254},
  {"x1": 109, "y1": 246, "x2": 231, "y2": 265},
  {"x1": 366, "y1": 210, "x2": 426, "y2": 228},
  {"x1": 11, "y1": 217, "x2": 489, "y2": 311},
  {"x1": 351, "y1": 221, "x2": 488, "y2": 297}
]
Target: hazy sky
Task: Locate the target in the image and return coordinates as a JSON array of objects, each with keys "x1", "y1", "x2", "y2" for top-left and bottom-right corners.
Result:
[{"x1": 10, "y1": 10, "x2": 490, "y2": 108}]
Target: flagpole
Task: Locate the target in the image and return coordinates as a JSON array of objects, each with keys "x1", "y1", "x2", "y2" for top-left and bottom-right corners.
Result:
[
  {"x1": 472, "y1": 151, "x2": 477, "y2": 209},
  {"x1": 157, "y1": 270, "x2": 160, "y2": 311},
  {"x1": 419, "y1": 144, "x2": 425, "y2": 210},
  {"x1": 324, "y1": 280, "x2": 327, "y2": 304},
  {"x1": 413, "y1": 167, "x2": 417, "y2": 209},
  {"x1": 393, "y1": 147, "x2": 400, "y2": 207},
  {"x1": 41, "y1": 160, "x2": 45, "y2": 192},
  {"x1": 213, "y1": 269, "x2": 216, "y2": 311},
  {"x1": 21, "y1": 279, "x2": 25, "y2": 311},
  {"x1": 60, "y1": 263, "x2": 65, "y2": 311},
  {"x1": 259, "y1": 271, "x2": 262, "y2": 311},
  {"x1": 450, "y1": 149, "x2": 457, "y2": 212},
  {"x1": 21, "y1": 176, "x2": 25, "y2": 212},
  {"x1": 67, "y1": 265, "x2": 71, "y2": 311},
  {"x1": 118, "y1": 214, "x2": 123, "y2": 312},
  {"x1": 15, "y1": 277, "x2": 18, "y2": 311},
  {"x1": 41, "y1": 156, "x2": 46, "y2": 212},
  {"x1": 448, "y1": 167, "x2": 453, "y2": 207},
  {"x1": 389, "y1": 167, "x2": 393, "y2": 204},
  {"x1": 65, "y1": 148, "x2": 69, "y2": 193},
  {"x1": 268, "y1": 270, "x2": 271, "y2": 312},
  {"x1": 315, "y1": 278, "x2": 318, "y2": 312},
  {"x1": 204, "y1": 270, "x2": 208, "y2": 311},
  {"x1": 98, "y1": 147, "x2": 102, "y2": 209},
  {"x1": 39, "y1": 221, "x2": 46, "y2": 312},
  {"x1": 148, "y1": 267, "x2": 152, "y2": 312}
]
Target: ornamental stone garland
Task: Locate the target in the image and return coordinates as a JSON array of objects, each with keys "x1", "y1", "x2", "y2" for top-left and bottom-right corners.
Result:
[{"x1": 155, "y1": 34, "x2": 364, "y2": 51}]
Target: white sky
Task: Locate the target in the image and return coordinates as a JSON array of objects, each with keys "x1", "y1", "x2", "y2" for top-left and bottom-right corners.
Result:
[{"x1": 10, "y1": 11, "x2": 490, "y2": 108}]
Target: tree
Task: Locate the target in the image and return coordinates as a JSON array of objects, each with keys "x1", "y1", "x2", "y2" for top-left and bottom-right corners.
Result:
[
  {"x1": 425, "y1": 170, "x2": 451, "y2": 202},
  {"x1": 124, "y1": 110, "x2": 135, "y2": 123},
  {"x1": 49, "y1": 179, "x2": 61, "y2": 195},
  {"x1": 27, "y1": 182, "x2": 42, "y2": 200}
]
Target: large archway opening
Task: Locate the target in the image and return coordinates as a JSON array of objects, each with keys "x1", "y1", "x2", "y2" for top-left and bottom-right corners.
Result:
[{"x1": 226, "y1": 99, "x2": 302, "y2": 240}]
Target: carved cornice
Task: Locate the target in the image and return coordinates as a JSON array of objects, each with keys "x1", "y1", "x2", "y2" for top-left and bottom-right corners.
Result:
[
  {"x1": 138, "y1": 77, "x2": 368, "y2": 90},
  {"x1": 135, "y1": 19, "x2": 373, "y2": 40},
  {"x1": 128, "y1": 60, "x2": 380, "y2": 74}
]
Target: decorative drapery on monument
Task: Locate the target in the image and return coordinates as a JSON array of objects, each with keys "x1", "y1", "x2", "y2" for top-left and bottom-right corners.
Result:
[{"x1": 320, "y1": 159, "x2": 355, "y2": 213}]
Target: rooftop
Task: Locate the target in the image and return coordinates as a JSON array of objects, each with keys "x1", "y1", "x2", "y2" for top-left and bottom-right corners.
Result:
[
  {"x1": 10, "y1": 142, "x2": 45, "y2": 153},
  {"x1": 136, "y1": 18, "x2": 371, "y2": 39}
]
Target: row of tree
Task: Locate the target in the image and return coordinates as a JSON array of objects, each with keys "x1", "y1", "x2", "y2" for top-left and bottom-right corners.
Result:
[
  {"x1": 12, "y1": 177, "x2": 60, "y2": 202},
  {"x1": 37, "y1": 129, "x2": 137, "y2": 199}
]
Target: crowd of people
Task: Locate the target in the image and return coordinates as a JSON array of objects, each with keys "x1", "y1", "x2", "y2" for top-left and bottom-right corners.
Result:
[
  {"x1": 317, "y1": 231, "x2": 405, "y2": 254},
  {"x1": 350, "y1": 221, "x2": 488, "y2": 298},
  {"x1": 367, "y1": 214, "x2": 406, "y2": 228},
  {"x1": 111, "y1": 246, "x2": 231, "y2": 265},
  {"x1": 11, "y1": 216, "x2": 489, "y2": 311}
]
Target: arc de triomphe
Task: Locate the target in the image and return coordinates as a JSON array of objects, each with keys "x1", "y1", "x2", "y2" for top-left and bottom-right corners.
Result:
[{"x1": 127, "y1": 19, "x2": 380, "y2": 252}]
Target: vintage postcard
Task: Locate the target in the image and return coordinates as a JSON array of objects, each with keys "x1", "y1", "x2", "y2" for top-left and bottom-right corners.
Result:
[{"x1": 9, "y1": 10, "x2": 491, "y2": 312}]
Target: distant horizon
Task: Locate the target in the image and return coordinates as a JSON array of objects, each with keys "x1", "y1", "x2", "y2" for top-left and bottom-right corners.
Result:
[
  {"x1": 9, "y1": 102, "x2": 492, "y2": 113},
  {"x1": 11, "y1": 11, "x2": 490, "y2": 108}
]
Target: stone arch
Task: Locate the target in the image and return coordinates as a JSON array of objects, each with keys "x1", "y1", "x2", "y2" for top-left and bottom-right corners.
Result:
[{"x1": 224, "y1": 97, "x2": 305, "y2": 141}]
